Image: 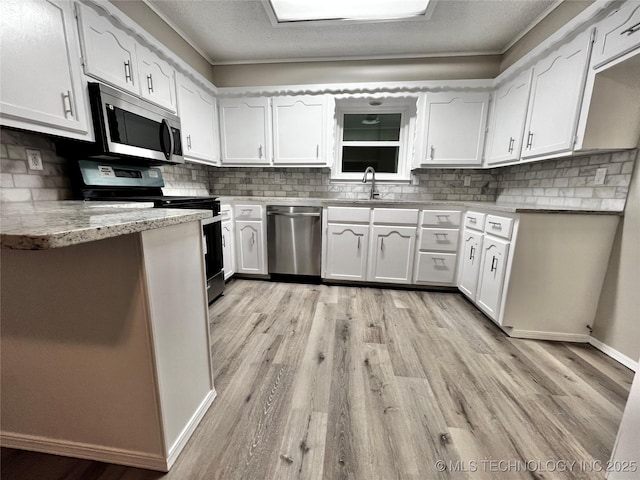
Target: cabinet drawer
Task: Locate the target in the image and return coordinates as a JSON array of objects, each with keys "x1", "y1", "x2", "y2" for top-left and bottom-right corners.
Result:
[
  {"x1": 419, "y1": 228, "x2": 459, "y2": 252},
  {"x1": 415, "y1": 252, "x2": 457, "y2": 285},
  {"x1": 221, "y1": 205, "x2": 232, "y2": 221},
  {"x1": 234, "y1": 204, "x2": 263, "y2": 221},
  {"x1": 484, "y1": 215, "x2": 513, "y2": 239},
  {"x1": 373, "y1": 208, "x2": 419, "y2": 226},
  {"x1": 327, "y1": 207, "x2": 370, "y2": 224},
  {"x1": 421, "y1": 210, "x2": 461, "y2": 227},
  {"x1": 464, "y1": 212, "x2": 486, "y2": 231}
]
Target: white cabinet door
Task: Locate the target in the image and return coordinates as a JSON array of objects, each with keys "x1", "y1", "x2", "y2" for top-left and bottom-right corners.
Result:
[
  {"x1": 177, "y1": 75, "x2": 217, "y2": 164},
  {"x1": 368, "y1": 226, "x2": 416, "y2": 284},
  {"x1": 458, "y1": 230, "x2": 484, "y2": 299},
  {"x1": 591, "y1": 1, "x2": 640, "y2": 68},
  {"x1": 137, "y1": 45, "x2": 177, "y2": 112},
  {"x1": 485, "y1": 70, "x2": 533, "y2": 166},
  {"x1": 522, "y1": 30, "x2": 592, "y2": 159},
  {"x1": 476, "y1": 236, "x2": 510, "y2": 323},
  {"x1": 219, "y1": 98, "x2": 271, "y2": 165},
  {"x1": 235, "y1": 221, "x2": 266, "y2": 274},
  {"x1": 415, "y1": 252, "x2": 457, "y2": 285},
  {"x1": 272, "y1": 96, "x2": 327, "y2": 165},
  {"x1": 421, "y1": 92, "x2": 490, "y2": 166},
  {"x1": 77, "y1": 3, "x2": 139, "y2": 95},
  {"x1": 0, "y1": 0, "x2": 89, "y2": 137},
  {"x1": 222, "y1": 221, "x2": 235, "y2": 280},
  {"x1": 325, "y1": 224, "x2": 369, "y2": 281}
]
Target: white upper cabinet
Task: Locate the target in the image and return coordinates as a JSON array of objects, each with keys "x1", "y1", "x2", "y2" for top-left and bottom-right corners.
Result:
[
  {"x1": 521, "y1": 29, "x2": 593, "y2": 159},
  {"x1": 272, "y1": 96, "x2": 327, "y2": 165},
  {"x1": 77, "y1": 3, "x2": 139, "y2": 95},
  {"x1": 219, "y1": 98, "x2": 271, "y2": 165},
  {"x1": 485, "y1": 70, "x2": 533, "y2": 166},
  {"x1": 136, "y1": 44, "x2": 177, "y2": 113},
  {"x1": 177, "y1": 74, "x2": 218, "y2": 164},
  {"x1": 591, "y1": 1, "x2": 640, "y2": 68},
  {"x1": 419, "y1": 92, "x2": 490, "y2": 166},
  {"x1": 0, "y1": 0, "x2": 90, "y2": 138}
]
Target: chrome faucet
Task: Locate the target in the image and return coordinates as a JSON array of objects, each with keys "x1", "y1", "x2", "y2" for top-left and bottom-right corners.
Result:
[{"x1": 362, "y1": 166, "x2": 380, "y2": 200}]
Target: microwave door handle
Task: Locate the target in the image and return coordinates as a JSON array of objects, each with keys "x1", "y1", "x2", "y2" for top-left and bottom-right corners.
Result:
[{"x1": 160, "y1": 119, "x2": 174, "y2": 161}]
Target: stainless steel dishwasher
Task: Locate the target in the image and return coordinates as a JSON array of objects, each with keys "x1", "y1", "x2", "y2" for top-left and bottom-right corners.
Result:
[{"x1": 267, "y1": 205, "x2": 322, "y2": 276}]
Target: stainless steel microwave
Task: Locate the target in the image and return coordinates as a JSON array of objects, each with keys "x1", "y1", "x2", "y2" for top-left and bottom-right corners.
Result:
[{"x1": 60, "y1": 82, "x2": 184, "y2": 165}]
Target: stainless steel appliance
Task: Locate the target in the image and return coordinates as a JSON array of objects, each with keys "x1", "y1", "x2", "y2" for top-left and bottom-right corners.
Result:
[
  {"x1": 267, "y1": 205, "x2": 322, "y2": 277},
  {"x1": 75, "y1": 160, "x2": 224, "y2": 303},
  {"x1": 59, "y1": 82, "x2": 183, "y2": 165}
]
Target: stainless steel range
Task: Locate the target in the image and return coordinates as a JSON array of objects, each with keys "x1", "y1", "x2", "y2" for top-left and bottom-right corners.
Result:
[{"x1": 75, "y1": 160, "x2": 224, "y2": 303}]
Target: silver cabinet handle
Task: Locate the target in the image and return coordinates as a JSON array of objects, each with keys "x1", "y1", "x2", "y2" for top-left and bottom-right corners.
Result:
[
  {"x1": 468, "y1": 217, "x2": 477, "y2": 223},
  {"x1": 432, "y1": 257, "x2": 446, "y2": 264},
  {"x1": 488, "y1": 221, "x2": 502, "y2": 230},
  {"x1": 436, "y1": 214, "x2": 449, "y2": 219},
  {"x1": 434, "y1": 232, "x2": 448, "y2": 237},
  {"x1": 621, "y1": 22, "x2": 640, "y2": 36},
  {"x1": 316, "y1": 144, "x2": 319, "y2": 159},
  {"x1": 250, "y1": 232, "x2": 255, "y2": 246},
  {"x1": 508, "y1": 137, "x2": 514, "y2": 153},
  {"x1": 490, "y1": 256, "x2": 498, "y2": 272},
  {"x1": 381, "y1": 238, "x2": 384, "y2": 251},
  {"x1": 222, "y1": 235, "x2": 225, "y2": 247},
  {"x1": 429, "y1": 145, "x2": 435, "y2": 160},
  {"x1": 124, "y1": 61, "x2": 132, "y2": 82},
  {"x1": 147, "y1": 74, "x2": 153, "y2": 93},
  {"x1": 526, "y1": 132, "x2": 534, "y2": 149},
  {"x1": 187, "y1": 135, "x2": 192, "y2": 150},
  {"x1": 62, "y1": 91, "x2": 73, "y2": 118},
  {"x1": 469, "y1": 245, "x2": 475, "y2": 261},
  {"x1": 357, "y1": 237, "x2": 361, "y2": 249},
  {"x1": 259, "y1": 145, "x2": 263, "y2": 159}
]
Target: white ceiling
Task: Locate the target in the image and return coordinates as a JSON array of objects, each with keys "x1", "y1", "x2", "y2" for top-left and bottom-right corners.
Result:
[{"x1": 146, "y1": 0, "x2": 560, "y2": 65}]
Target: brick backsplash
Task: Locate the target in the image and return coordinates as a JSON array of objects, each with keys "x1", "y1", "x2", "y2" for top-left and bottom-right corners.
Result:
[
  {"x1": 1, "y1": 128, "x2": 636, "y2": 211},
  {"x1": 494, "y1": 150, "x2": 637, "y2": 211},
  {"x1": 0, "y1": 128, "x2": 73, "y2": 202},
  {"x1": 210, "y1": 167, "x2": 498, "y2": 201}
]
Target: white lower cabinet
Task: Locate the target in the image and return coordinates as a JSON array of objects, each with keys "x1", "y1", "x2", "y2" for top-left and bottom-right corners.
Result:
[
  {"x1": 475, "y1": 237, "x2": 510, "y2": 323},
  {"x1": 457, "y1": 230, "x2": 484, "y2": 298},
  {"x1": 415, "y1": 252, "x2": 457, "y2": 284},
  {"x1": 235, "y1": 221, "x2": 265, "y2": 274},
  {"x1": 368, "y1": 226, "x2": 416, "y2": 284},
  {"x1": 325, "y1": 224, "x2": 369, "y2": 281},
  {"x1": 222, "y1": 221, "x2": 235, "y2": 280}
]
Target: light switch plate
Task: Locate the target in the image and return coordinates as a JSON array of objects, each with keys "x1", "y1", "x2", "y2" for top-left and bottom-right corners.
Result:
[
  {"x1": 192, "y1": 170, "x2": 197, "y2": 181},
  {"x1": 594, "y1": 168, "x2": 607, "y2": 185},
  {"x1": 464, "y1": 175, "x2": 471, "y2": 187},
  {"x1": 26, "y1": 149, "x2": 43, "y2": 171}
]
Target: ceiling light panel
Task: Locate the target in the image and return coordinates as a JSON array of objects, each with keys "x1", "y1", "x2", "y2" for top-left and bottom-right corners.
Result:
[{"x1": 270, "y1": 0, "x2": 431, "y2": 23}]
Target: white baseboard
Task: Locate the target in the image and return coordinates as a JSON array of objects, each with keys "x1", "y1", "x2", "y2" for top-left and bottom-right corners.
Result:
[
  {"x1": 508, "y1": 329, "x2": 591, "y2": 343},
  {"x1": 166, "y1": 388, "x2": 217, "y2": 469},
  {"x1": 589, "y1": 337, "x2": 639, "y2": 372},
  {"x1": 0, "y1": 432, "x2": 168, "y2": 471}
]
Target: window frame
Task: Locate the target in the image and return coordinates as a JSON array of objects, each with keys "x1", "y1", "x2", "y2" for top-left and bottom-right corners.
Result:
[{"x1": 332, "y1": 98, "x2": 417, "y2": 183}]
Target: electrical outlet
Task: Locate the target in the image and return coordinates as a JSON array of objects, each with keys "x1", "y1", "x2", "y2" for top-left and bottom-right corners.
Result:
[
  {"x1": 594, "y1": 167, "x2": 607, "y2": 185},
  {"x1": 411, "y1": 173, "x2": 419, "y2": 186},
  {"x1": 464, "y1": 175, "x2": 471, "y2": 187},
  {"x1": 191, "y1": 170, "x2": 197, "y2": 181},
  {"x1": 26, "y1": 149, "x2": 43, "y2": 171}
]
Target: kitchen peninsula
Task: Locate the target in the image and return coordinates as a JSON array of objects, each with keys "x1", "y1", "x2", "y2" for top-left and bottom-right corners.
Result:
[{"x1": 0, "y1": 201, "x2": 215, "y2": 471}]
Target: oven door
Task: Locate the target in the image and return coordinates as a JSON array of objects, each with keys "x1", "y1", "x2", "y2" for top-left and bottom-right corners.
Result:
[{"x1": 202, "y1": 217, "x2": 224, "y2": 303}]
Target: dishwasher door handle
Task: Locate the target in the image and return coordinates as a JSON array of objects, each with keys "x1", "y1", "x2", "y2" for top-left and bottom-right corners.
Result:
[{"x1": 266, "y1": 212, "x2": 321, "y2": 217}]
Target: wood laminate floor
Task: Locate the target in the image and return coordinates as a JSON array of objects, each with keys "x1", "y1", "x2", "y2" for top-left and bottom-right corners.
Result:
[{"x1": 1, "y1": 280, "x2": 634, "y2": 480}]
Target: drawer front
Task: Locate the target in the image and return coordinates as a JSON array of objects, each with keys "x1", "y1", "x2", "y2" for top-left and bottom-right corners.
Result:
[
  {"x1": 419, "y1": 228, "x2": 459, "y2": 252},
  {"x1": 464, "y1": 211, "x2": 486, "y2": 231},
  {"x1": 484, "y1": 214, "x2": 513, "y2": 239},
  {"x1": 592, "y1": 2, "x2": 640, "y2": 68},
  {"x1": 415, "y1": 252, "x2": 457, "y2": 284},
  {"x1": 373, "y1": 208, "x2": 419, "y2": 226},
  {"x1": 221, "y1": 205, "x2": 233, "y2": 221},
  {"x1": 234, "y1": 204, "x2": 263, "y2": 221},
  {"x1": 327, "y1": 207, "x2": 370, "y2": 224},
  {"x1": 421, "y1": 210, "x2": 461, "y2": 227}
]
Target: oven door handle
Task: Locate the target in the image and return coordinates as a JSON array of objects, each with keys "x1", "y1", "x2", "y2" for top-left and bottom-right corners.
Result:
[{"x1": 160, "y1": 119, "x2": 174, "y2": 161}]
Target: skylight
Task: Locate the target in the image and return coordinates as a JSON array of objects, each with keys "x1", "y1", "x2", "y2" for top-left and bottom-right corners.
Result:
[{"x1": 269, "y1": 0, "x2": 431, "y2": 23}]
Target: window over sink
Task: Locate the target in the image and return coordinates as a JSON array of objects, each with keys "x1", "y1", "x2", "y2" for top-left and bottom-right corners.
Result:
[{"x1": 332, "y1": 97, "x2": 417, "y2": 183}]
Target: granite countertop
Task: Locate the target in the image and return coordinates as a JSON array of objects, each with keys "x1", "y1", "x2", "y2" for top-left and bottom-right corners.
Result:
[
  {"x1": 216, "y1": 196, "x2": 623, "y2": 215},
  {"x1": 1, "y1": 201, "x2": 212, "y2": 250}
]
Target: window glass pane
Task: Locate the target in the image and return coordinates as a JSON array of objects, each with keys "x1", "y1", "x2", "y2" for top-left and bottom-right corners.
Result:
[
  {"x1": 343, "y1": 113, "x2": 401, "y2": 141},
  {"x1": 342, "y1": 146, "x2": 399, "y2": 173}
]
